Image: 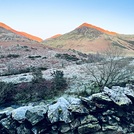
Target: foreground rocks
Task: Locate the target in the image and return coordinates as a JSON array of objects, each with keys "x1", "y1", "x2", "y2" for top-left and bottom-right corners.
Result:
[{"x1": 0, "y1": 84, "x2": 134, "y2": 134}]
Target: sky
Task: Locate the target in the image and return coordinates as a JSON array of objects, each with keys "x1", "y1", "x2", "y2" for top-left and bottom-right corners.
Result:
[{"x1": 0, "y1": 0, "x2": 134, "y2": 39}]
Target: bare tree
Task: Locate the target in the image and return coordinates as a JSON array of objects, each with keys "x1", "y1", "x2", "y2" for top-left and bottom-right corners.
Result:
[{"x1": 84, "y1": 46, "x2": 133, "y2": 88}]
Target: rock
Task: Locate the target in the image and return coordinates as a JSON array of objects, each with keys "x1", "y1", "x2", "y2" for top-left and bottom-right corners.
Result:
[
  {"x1": 102, "y1": 109, "x2": 115, "y2": 116},
  {"x1": 102, "y1": 124, "x2": 119, "y2": 131},
  {"x1": 123, "y1": 87, "x2": 134, "y2": 103},
  {"x1": 80, "y1": 92, "x2": 112, "y2": 105},
  {"x1": 67, "y1": 97, "x2": 81, "y2": 105},
  {"x1": 16, "y1": 124, "x2": 31, "y2": 134},
  {"x1": 97, "y1": 114, "x2": 109, "y2": 124},
  {"x1": 114, "y1": 107, "x2": 126, "y2": 117},
  {"x1": 0, "y1": 106, "x2": 15, "y2": 116},
  {"x1": 0, "y1": 85, "x2": 134, "y2": 134},
  {"x1": 47, "y1": 130, "x2": 58, "y2": 134},
  {"x1": 78, "y1": 123, "x2": 101, "y2": 134},
  {"x1": 32, "y1": 125, "x2": 47, "y2": 134},
  {"x1": 80, "y1": 93, "x2": 112, "y2": 113},
  {"x1": 62, "y1": 130, "x2": 74, "y2": 134},
  {"x1": 92, "y1": 132, "x2": 105, "y2": 134},
  {"x1": 80, "y1": 96, "x2": 97, "y2": 112},
  {"x1": 80, "y1": 115, "x2": 98, "y2": 125},
  {"x1": 126, "y1": 84, "x2": 134, "y2": 90},
  {"x1": 0, "y1": 117, "x2": 17, "y2": 134},
  {"x1": 0, "y1": 113, "x2": 6, "y2": 120},
  {"x1": 105, "y1": 116, "x2": 119, "y2": 125},
  {"x1": 68, "y1": 104, "x2": 89, "y2": 115},
  {"x1": 68, "y1": 97, "x2": 89, "y2": 115},
  {"x1": 91, "y1": 92, "x2": 112, "y2": 103},
  {"x1": 25, "y1": 105, "x2": 47, "y2": 126},
  {"x1": 103, "y1": 86, "x2": 132, "y2": 106},
  {"x1": 51, "y1": 125, "x2": 58, "y2": 131},
  {"x1": 59, "y1": 123, "x2": 71, "y2": 133},
  {"x1": 102, "y1": 125, "x2": 124, "y2": 134},
  {"x1": 112, "y1": 86, "x2": 134, "y2": 98},
  {"x1": 129, "y1": 123, "x2": 134, "y2": 133},
  {"x1": 47, "y1": 97, "x2": 73, "y2": 123},
  {"x1": 111, "y1": 115, "x2": 120, "y2": 122},
  {"x1": 70, "y1": 118, "x2": 81, "y2": 129},
  {"x1": 12, "y1": 106, "x2": 32, "y2": 123}
]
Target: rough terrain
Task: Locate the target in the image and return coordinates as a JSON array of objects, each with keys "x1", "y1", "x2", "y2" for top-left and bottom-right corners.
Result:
[{"x1": 0, "y1": 84, "x2": 134, "y2": 134}]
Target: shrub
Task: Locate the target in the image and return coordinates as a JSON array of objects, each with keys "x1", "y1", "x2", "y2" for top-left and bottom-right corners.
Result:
[
  {"x1": 77, "y1": 51, "x2": 88, "y2": 58},
  {"x1": 13, "y1": 82, "x2": 32, "y2": 102},
  {"x1": 2, "y1": 65, "x2": 47, "y2": 76},
  {"x1": 7, "y1": 54, "x2": 20, "y2": 58},
  {"x1": 0, "y1": 55, "x2": 5, "y2": 59},
  {"x1": 28, "y1": 55, "x2": 41, "y2": 60},
  {"x1": 38, "y1": 66, "x2": 47, "y2": 70},
  {"x1": 25, "y1": 49, "x2": 31, "y2": 52},
  {"x1": 87, "y1": 53, "x2": 104, "y2": 63},
  {"x1": 55, "y1": 53, "x2": 79, "y2": 61},
  {"x1": 31, "y1": 67, "x2": 43, "y2": 83},
  {"x1": 0, "y1": 71, "x2": 68, "y2": 105},
  {"x1": 0, "y1": 82, "x2": 15, "y2": 104},
  {"x1": 51, "y1": 70, "x2": 67, "y2": 91}
]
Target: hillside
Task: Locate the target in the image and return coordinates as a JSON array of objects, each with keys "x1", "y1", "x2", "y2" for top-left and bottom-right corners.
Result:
[
  {"x1": 43, "y1": 23, "x2": 134, "y2": 55},
  {"x1": 0, "y1": 22, "x2": 42, "y2": 42}
]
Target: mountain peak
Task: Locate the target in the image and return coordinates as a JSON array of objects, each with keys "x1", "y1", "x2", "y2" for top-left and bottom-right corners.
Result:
[
  {"x1": 78, "y1": 22, "x2": 117, "y2": 35},
  {"x1": 0, "y1": 22, "x2": 16, "y2": 32},
  {"x1": 46, "y1": 34, "x2": 62, "y2": 40},
  {"x1": 50, "y1": 34, "x2": 62, "y2": 39},
  {"x1": 0, "y1": 22, "x2": 42, "y2": 42}
]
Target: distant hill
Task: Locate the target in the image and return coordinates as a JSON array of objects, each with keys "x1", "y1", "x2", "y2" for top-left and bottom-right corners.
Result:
[
  {"x1": 46, "y1": 34, "x2": 62, "y2": 40},
  {"x1": 0, "y1": 22, "x2": 42, "y2": 42},
  {"x1": 43, "y1": 23, "x2": 134, "y2": 54}
]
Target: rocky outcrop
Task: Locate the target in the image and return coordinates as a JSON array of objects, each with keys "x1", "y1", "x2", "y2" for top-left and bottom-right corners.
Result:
[{"x1": 0, "y1": 84, "x2": 134, "y2": 134}]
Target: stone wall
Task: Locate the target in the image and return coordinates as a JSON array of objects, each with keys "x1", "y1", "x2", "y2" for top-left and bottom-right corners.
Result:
[{"x1": 0, "y1": 84, "x2": 134, "y2": 134}]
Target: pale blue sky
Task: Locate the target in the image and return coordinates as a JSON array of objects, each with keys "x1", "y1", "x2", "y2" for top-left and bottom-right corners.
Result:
[{"x1": 0, "y1": 0, "x2": 134, "y2": 39}]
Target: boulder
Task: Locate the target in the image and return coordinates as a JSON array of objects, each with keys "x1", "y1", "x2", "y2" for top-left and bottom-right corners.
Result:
[
  {"x1": 102, "y1": 109, "x2": 115, "y2": 116},
  {"x1": 59, "y1": 123, "x2": 71, "y2": 133},
  {"x1": 68, "y1": 104, "x2": 89, "y2": 115},
  {"x1": 32, "y1": 124, "x2": 48, "y2": 134},
  {"x1": 112, "y1": 86, "x2": 134, "y2": 96},
  {"x1": 47, "y1": 97, "x2": 73, "y2": 123},
  {"x1": 67, "y1": 97, "x2": 81, "y2": 105},
  {"x1": 70, "y1": 118, "x2": 81, "y2": 129},
  {"x1": 80, "y1": 92, "x2": 113, "y2": 113},
  {"x1": 25, "y1": 105, "x2": 47, "y2": 126},
  {"x1": 78, "y1": 123, "x2": 101, "y2": 134},
  {"x1": 91, "y1": 92, "x2": 112, "y2": 103},
  {"x1": 0, "y1": 117, "x2": 17, "y2": 134},
  {"x1": 32, "y1": 126, "x2": 47, "y2": 134},
  {"x1": 62, "y1": 130, "x2": 74, "y2": 134},
  {"x1": 102, "y1": 124, "x2": 118, "y2": 131},
  {"x1": 123, "y1": 86, "x2": 134, "y2": 100},
  {"x1": 0, "y1": 112, "x2": 6, "y2": 120},
  {"x1": 68, "y1": 97, "x2": 89, "y2": 115},
  {"x1": 80, "y1": 115, "x2": 98, "y2": 125},
  {"x1": 80, "y1": 96, "x2": 97, "y2": 112},
  {"x1": 103, "y1": 86, "x2": 132, "y2": 106},
  {"x1": 0, "y1": 106, "x2": 15, "y2": 116},
  {"x1": 12, "y1": 106, "x2": 32, "y2": 123},
  {"x1": 129, "y1": 123, "x2": 134, "y2": 133},
  {"x1": 16, "y1": 124, "x2": 31, "y2": 134}
]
